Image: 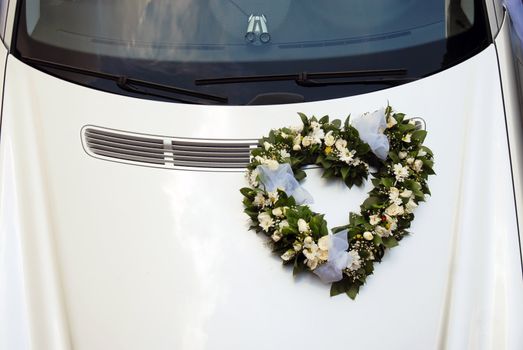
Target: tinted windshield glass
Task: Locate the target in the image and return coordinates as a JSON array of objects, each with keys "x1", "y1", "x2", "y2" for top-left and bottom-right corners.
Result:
[{"x1": 14, "y1": 0, "x2": 490, "y2": 105}]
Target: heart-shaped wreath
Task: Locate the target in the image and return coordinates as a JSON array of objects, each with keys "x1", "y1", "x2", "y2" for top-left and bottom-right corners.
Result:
[{"x1": 240, "y1": 106, "x2": 434, "y2": 299}]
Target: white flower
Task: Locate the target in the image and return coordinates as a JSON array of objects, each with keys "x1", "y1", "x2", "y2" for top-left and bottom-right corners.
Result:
[
  {"x1": 335, "y1": 138, "x2": 347, "y2": 151},
  {"x1": 405, "y1": 198, "x2": 418, "y2": 213},
  {"x1": 302, "y1": 135, "x2": 314, "y2": 147},
  {"x1": 247, "y1": 169, "x2": 259, "y2": 187},
  {"x1": 408, "y1": 119, "x2": 416, "y2": 125},
  {"x1": 387, "y1": 116, "x2": 397, "y2": 128},
  {"x1": 318, "y1": 235, "x2": 330, "y2": 251},
  {"x1": 280, "y1": 132, "x2": 288, "y2": 139},
  {"x1": 292, "y1": 144, "x2": 301, "y2": 151},
  {"x1": 324, "y1": 131, "x2": 336, "y2": 146},
  {"x1": 400, "y1": 189, "x2": 413, "y2": 198},
  {"x1": 304, "y1": 236, "x2": 313, "y2": 245},
  {"x1": 375, "y1": 225, "x2": 391, "y2": 237},
  {"x1": 385, "y1": 203, "x2": 405, "y2": 217},
  {"x1": 402, "y1": 133, "x2": 412, "y2": 143},
  {"x1": 271, "y1": 232, "x2": 282, "y2": 242},
  {"x1": 339, "y1": 149, "x2": 356, "y2": 164},
  {"x1": 267, "y1": 191, "x2": 279, "y2": 204},
  {"x1": 258, "y1": 212, "x2": 274, "y2": 232},
  {"x1": 406, "y1": 157, "x2": 414, "y2": 165},
  {"x1": 266, "y1": 159, "x2": 279, "y2": 170},
  {"x1": 398, "y1": 151, "x2": 408, "y2": 159},
  {"x1": 278, "y1": 220, "x2": 289, "y2": 229},
  {"x1": 310, "y1": 127, "x2": 325, "y2": 144},
  {"x1": 310, "y1": 121, "x2": 320, "y2": 129},
  {"x1": 297, "y1": 218, "x2": 310, "y2": 233},
  {"x1": 363, "y1": 231, "x2": 374, "y2": 240},
  {"x1": 272, "y1": 207, "x2": 283, "y2": 217},
  {"x1": 263, "y1": 141, "x2": 273, "y2": 150},
  {"x1": 369, "y1": 214, "x2": 381, "y2": 226},
  {"x1": 281, "y1": 249, "x2": 296, "y2": 261},
  {"x1": 418, "y1": 149, "x2": 427, "y2": 157},
  {"x1": 347, "y1": 250, "x2": 362, "y2": 271},
  {"x1": 306, "y1": 257, "x2": 320, "y2": 270},
  {"x1": 393, "y1": 163, "x2": 409, "y2": 182},
  {"x1": 293, "y1": 135, "x2": 302, "y2": 146},
  {"x1": 413, "y1": 159, "x2": 423, "y2": 172},
  {"x1": 279, "y1": 149, "x2": 291, "y2": 159},
  {"x1": 293, "y1": 241, "x2": 303, "y2": 251},
  {"x1": 253, "y1": 192, "x2": 266, "y2": 207},
  {"x1": 290, "y1": 125, "x2": 303, "y2": 133},
  {"x1": 389, "y1": 187, "x2": 402, "y2": 205}
]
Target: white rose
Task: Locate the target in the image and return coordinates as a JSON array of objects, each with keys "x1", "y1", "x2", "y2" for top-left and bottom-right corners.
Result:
[
  {"x1": 363, "y1": 231, "x2": 374, "y2": 240},
  {"x1": 400, "y1": 189, "x2": 413, "y2": 198},
  {"x1": 279, "y1": 149, "x2": 291, "y2": 159},
  {"x1": 271, "y1": 232, "x2": 282, "y2": 242},
  {"x1": 298, "y1": 218, "x2": 310, "y2": 233},
  {"x1": 387, "y1": 116, "x2": 397, "y2": 128},
  {"x1": 302, "y1": 136, "x2": 313, "y2": 147},
  {"x1": 375, "y1": 225, "x2": 391, "y2": 237},
  {"x1": 272, "y1": 207, "x2": 283, "y2": 217},
  {"x1": 266, "y1": 159, "x2": 279, "y2": 170},
  {"x1": 385, "y1": 203, "x2": 405, "y2": 216},
  {"x1": 369, "y1": 214, "x2": 381, "y2": 226},
  {"x1": 318, "y1": 235, "x2": 330, "y2": 251},
  {"x1": 335, "y1": 138, "x2": 347, "y2": 151},
  {"x1": 281, "y1": 249, "x2": 296, "y2": 261},
  {"x1": 304, "y1": 236, "x2": 313, "y2": 245},
  {"x1": 279, "y1": 220, "x2": 289, "y2": 229},
  {"x1": 405, "y1": 198, "x2": 418, "y2": 213},
  {"x1": 398, "y1": 151, "x2": 408, "y2": 159},
  {"x1": 389, "y1": 187, "x2": 400, "y2": 204},
  {"x1": 292, "y1": 144, "x2": 301, "y2": 151},
  {"x1": 413, "y1": 159, "x2": 423, "y2": 172},
  {"x1": 406, "y1": 157, "x2": 414, "y2": 165},
  {"x1": 324, "y1": 131, "x2": 336, "y2": 146}
]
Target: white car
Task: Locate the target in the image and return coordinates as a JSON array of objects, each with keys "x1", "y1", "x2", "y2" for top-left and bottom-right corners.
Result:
[{"x1": 1, "y1": 1, "x2": 523, "y2": 349}]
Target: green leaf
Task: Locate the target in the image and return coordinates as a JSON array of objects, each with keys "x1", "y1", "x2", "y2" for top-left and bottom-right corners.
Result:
[
  {"x1": 331, "y1": 119, "x2": 342, "y2": 129},
  {"x1": 341, "y1": 166, "x2": 350, "y2": 180},
  {"x1": 330, "y1": 277, "x2": 351, "y2": 296},
  {"x1": 294, "y1": 169, "x2": 307, "y2": 181},
  {"x1": 362, "y1": 196, "x2": 382, "y2": 210},
  {"x1": 382, "y1": 236, "x2": 399, "y2": 248},
  {"x1": 412, "y1": 130, "x2": 427, "y2": 143},
  {"x1": 332, "y1": 224, "x2": 349, "y2": 233},
  {"x1": 297, "y1": 112, "x2": 309, "y2": 127},
  {"x1": 319, "y1": 115, "x2": 329, "y2": 124},
  {"x1": 240, "y1": 187, "x2": 253, "y2": 198},
  {"x1": 346, "y1": 283, "x2": 360, "y2": 299},
  {"x1": 388, "y1": 151, "x2": 400, "y2": 163},
  {"x1": 293, "y1": 257, "x2": 306, "y2": 276},
  {"x1": 380, "y1": 177, "x2": 394, "y2": 188},
  {"x1": 344, "y1": 114, "x2": 351, "y2": 129}
]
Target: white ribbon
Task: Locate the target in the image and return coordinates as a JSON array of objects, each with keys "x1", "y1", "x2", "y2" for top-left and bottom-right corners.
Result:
[
  {"x1": 256, "y1": 163, "x2": 313, "y2": 205},
  {"x1": 313, "y1": 231, "x2": 352, "y2": 283},
  {"x1": 352, "y1": 108, "x2": 389, "y2": 160}
]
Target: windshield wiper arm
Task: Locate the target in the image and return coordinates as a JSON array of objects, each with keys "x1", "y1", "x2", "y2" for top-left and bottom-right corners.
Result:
[
  {"x1": 20, "y1": 56, "x2": 228, "y2": 104},
  {"x1": 195, "y1": 69, "x2": 412, "y2": 87}
]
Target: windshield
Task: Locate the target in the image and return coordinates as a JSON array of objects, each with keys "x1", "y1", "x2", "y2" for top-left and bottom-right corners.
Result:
[{"x1": 14, "y1": 0, "x2": 490, "y2": 105}]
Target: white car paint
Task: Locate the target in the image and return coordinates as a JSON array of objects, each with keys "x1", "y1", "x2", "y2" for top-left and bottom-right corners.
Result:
[{"x1": 1, "y1": 4, "x2": 523, "y2": 350}]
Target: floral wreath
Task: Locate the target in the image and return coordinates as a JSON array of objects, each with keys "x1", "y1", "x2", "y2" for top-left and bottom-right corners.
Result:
[{"x1": 240, "y1": 106, "x2": 435, "y2": 299}]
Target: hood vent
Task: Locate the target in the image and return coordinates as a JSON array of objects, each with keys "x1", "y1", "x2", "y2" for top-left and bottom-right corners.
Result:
[{"x1": 82, "y1": 126, "x2": 258, "y2": 171}]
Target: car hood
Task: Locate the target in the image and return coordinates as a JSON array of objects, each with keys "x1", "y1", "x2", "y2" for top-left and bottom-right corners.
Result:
[{"x1": 1, "y1": 45, "x2": 523, "y2": 350}]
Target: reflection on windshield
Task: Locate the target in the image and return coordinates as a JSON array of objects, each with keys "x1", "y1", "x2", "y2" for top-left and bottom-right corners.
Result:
[{"x1": 24, "y1": 0, "x2": 463, "y2": 62}]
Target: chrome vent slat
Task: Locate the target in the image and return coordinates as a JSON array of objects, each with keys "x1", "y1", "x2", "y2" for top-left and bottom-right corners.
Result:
[
  {"x1": 88, "y1": 143, "x2": 166, "y2": 159},
  {"x1": 87, "y1": 138, "x2": 167, "y2": 154},
  {"x1": 90, "y1": 149, "x2": 166, "y2": 164},
  {"x1": 172, "y1": 149, "x2": 250, "y2": 157},
  {"x1": 85, "y1": 131, "x2": 164, "y2": 148},
  {"x1": 83, "y1": 126, "x2": 258, "y2": 170},
  {"x1": 86, "y1": 129, "x2": 163, "y2": 144}
]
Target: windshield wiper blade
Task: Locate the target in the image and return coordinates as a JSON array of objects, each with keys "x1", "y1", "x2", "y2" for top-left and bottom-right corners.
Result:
[
  {"x1": 20, "y1": 56, "x2": 228, "y2": 104},
  {"x1": 195, "y1": 69, "x2": 412, "y2": 87}
]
